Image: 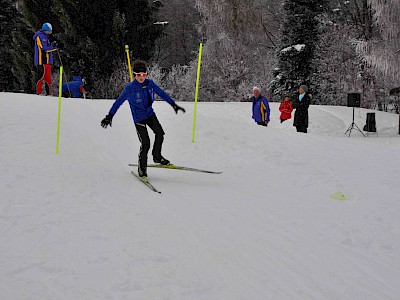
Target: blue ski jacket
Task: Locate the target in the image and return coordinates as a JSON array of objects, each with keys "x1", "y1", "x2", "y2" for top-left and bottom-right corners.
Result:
[
  {"x1": 252, "y1": 95, "x2": 271, "y2": 123},
  {"x1": 62, "y1": 80, "x2": 84, "y2": 98},
  {"x1": 33, "y1": 30, "x2": 57, "y2": 66},
  {"x1": 109, "y1": 79, "x2": 176, "y2": 123}
]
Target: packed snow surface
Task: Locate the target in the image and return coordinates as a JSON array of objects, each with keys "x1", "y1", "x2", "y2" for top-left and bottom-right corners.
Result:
[{"x1": 1, "y1": 93, "x2": 400, "y2": 299}]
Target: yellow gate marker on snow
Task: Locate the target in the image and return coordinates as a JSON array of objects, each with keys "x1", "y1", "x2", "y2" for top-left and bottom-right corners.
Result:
[
  {"x1": 331, "y1": 192, "x2": 347, "y2": 201},
  {"x1": 192, "y1": 42, "x2": 203, "y2": 143},
  {"x1": 56, "y1": 66, "x2": 63, "y2": 154},
  {"x1": 125, "y1": 45, "x2": 133, "y2": 82}
]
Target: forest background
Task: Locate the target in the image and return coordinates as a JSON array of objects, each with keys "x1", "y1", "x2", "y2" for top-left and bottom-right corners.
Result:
[{"x1": 1, "y1": 0, "x2": 399, "y2": 111}]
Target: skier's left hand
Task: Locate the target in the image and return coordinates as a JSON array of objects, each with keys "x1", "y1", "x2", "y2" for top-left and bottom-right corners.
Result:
[{"x1": 172, "y1": 104, "x2": 185, "y2": 114}]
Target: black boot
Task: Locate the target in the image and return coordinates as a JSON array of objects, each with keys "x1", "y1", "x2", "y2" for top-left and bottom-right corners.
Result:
[
  {"x1": 138, "y1": 166, "x2": 147, "y2": 177},
  {"x1": 153, "y1": 156, "x2": 170, "y2": 165}
]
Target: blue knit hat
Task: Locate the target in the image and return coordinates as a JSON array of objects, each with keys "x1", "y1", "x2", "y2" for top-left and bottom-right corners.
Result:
[{"x1": 42, "y1": 23, "x2": 53, "y2": 31}]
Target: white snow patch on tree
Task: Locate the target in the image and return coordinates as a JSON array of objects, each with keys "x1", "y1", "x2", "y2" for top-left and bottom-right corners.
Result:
[
  {"x1": 293, "y1": 44, "x2": 305, "y2": 51},
  {"x1": 154, "y1": 21, "x2": 169, "y2": 25},
  {"x1": 281, "y1": 44, "x2": 306, "y2": 53}
]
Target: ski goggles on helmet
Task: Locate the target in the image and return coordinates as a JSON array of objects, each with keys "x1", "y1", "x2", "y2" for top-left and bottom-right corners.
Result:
[{"x1": 134, "y1": 72, "x2": 147, "y2": 77}]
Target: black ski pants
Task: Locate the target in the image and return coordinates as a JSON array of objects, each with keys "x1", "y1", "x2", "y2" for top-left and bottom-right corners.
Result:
[{"x1": 135, "y1": 115, "x2": 165, "y2": 170}]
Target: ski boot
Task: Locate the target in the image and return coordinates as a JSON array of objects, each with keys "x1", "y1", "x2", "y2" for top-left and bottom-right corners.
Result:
[
  {"x1": 138, "y1": 166, "x2": 147, "y2": 178},
  {"x1": 153, "y1": 156, "x2": 170, "y2": 165}
]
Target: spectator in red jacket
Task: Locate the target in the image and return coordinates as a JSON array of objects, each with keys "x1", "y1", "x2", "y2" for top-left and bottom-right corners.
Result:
[{"x1": 279, "y1": 95, "x2": 293, "y2": 123}]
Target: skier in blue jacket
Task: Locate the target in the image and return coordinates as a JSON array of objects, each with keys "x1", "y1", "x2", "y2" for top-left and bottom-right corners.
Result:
[
  {"x1": 251, "y1": 86, "x2": 270, "y2": 126},
  {"x1": 62, "y1": 76, "x2": 91, "y2": 98},
  {"x1": 33, "y1": 23, "x2": 57, "y2": 66},
  {"x1": 101, "y1": 60, "x2": 185, "y2": 177},
  {"x1": 33, "y1": 23, "x2": 58, "y2": 95}
]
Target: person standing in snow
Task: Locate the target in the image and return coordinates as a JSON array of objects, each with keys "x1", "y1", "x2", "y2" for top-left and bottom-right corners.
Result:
[
  {"x1": 100, "y1": 60, "x2": 185, "y2": 177},
  {"x1": 293, "y1": 84, "x2": 311, "y2": 133},
  {"x1": 279, "y1": 94, "x2": 293, "y2": 123},
  {"x1": 33, "y1": 23, "x2": 58, "y2": 95},
  {"x1": 251, "y1": 86, "x2": 270, "y2": 126}
]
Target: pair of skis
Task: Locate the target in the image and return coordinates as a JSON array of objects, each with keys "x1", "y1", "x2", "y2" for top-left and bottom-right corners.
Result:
[{"x1": 129, "y1": 163, "x2": 222, "y2": 194}]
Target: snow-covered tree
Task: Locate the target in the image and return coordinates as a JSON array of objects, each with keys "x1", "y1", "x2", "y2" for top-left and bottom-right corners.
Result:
[
  {"x1": 193, "y1": 0, "x2": 281, "y2": 101},
  {"x1": 271, "y1": 0, "x2": 326, "y2": 98},
  {"x1": 355, "y1": 0, "x2": 400, "y2": 81},
  {"x1": 151, "y1": 0, "x2": 200, "y2": 69},
  {"x1": 308, "y1": 1, "x2": 365, "y2": 105}
]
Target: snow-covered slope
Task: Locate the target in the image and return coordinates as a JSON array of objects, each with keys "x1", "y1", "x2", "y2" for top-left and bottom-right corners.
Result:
[{"x1": 1, "y1": 92, "x2": 400, "y2": 299}]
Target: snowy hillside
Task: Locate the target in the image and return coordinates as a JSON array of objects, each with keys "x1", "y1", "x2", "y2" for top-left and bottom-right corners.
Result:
[{"x1": 1, "y1": 92, "x2": 400, "y2": 300}]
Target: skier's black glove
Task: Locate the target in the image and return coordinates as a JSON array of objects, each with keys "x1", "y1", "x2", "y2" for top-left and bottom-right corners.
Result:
[
  {"x1": 51, "y1": 41, "x2": 58, "y2": 47},
  {"x1": 101, "y1": 114, "x2": 113, "y2": 128},
  {"x1": 172, "y1": 104, "x2": 185, "y2": 114}
]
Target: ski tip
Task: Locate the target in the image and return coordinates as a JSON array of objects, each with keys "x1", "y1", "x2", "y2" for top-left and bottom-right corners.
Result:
[{"x1": 131, "y1": 171, "x2": 162, "y2": 194}]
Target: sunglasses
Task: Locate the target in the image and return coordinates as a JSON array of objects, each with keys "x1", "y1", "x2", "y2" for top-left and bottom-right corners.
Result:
[{"x1": 134, "y1": 72, "x2": 147, "y2": 77}]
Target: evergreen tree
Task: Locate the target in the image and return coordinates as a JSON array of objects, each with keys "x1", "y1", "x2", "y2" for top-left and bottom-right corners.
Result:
[
  {"x1": 355, "y1": 0, "x2": 400, "y2": 81},
  {"x1": 271, "y1": 0, "x2": 326, "y2": 97},
  {"x1": 10, "y1": 14, "x2": 35, "y2": 93},
  {"x1": 118, "y1": 0, "x2": 158, "y2": 60},
  {"x1": 18, "y1": 0, "x2": 157, "y2": 97},
  {"x1": 0, "y1": 0, "x2": 16, "y2": 91},
  {"x1": 52, "y1": 0, "x2": 125, "y2": 79},
  {"x1": 152, "y1": 0, "x2": 200, "y2": 68},
  {"x1": 0, "y1": 0, "x2": 34, "y2": 92},
  {"x1": 20, "y1": 0, "x2": 59, "y2": 31}
]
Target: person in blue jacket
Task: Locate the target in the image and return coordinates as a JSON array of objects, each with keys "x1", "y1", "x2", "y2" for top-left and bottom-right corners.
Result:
[
  {"x1": 33, "y1": 23, "x2": 58, "y2": 95},
  {"x1": 101, "y1": 60, "x2": 185, "y2": 177},
  {"x1": 251, "y1": 86, "x2": 270, "y2": 126},
  {"x1": 62, "y1": 76, "x2": 91, "y2": 98}
]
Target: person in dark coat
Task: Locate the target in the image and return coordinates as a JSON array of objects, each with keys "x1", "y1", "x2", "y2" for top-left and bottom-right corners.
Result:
[
  {"x1": 100, "y1": 60, "x2": 185, "y2": 177},
  {"x1": 293, "y1": 85, "x2": 311, "y2": 133},
  {"x1": 251, "y1": 86, "x2": 270, "y2": 126}
]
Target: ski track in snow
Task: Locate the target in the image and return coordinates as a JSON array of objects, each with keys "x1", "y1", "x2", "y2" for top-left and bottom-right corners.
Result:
[{"x1": 1, "y1": 93, "x2": 400, "y2": 299}]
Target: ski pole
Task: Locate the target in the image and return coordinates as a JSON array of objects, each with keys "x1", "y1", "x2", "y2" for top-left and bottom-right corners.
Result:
[
  {"x1": 56, "y1": 66, "x2": 63, "y2": 154},
  {"x1": 57, "y1": 50, "x2": 71, "y2": 97}
]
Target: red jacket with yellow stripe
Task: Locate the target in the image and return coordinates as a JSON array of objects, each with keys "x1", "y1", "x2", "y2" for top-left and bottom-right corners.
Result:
[{"x1": 33, "y1": 30, "x2": 57, "y2": 66}]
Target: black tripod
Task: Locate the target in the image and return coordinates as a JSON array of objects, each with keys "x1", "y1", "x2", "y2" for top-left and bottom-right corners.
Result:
[{"x1": 345, "y1": 107, "x2": 365, "y2": 137}]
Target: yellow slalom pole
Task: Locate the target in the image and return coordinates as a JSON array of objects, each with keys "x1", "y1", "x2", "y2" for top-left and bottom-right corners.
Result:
[
  {"x1": 192, "y1": 42, "x2": 203, "y2": 143},
  {"x1": 125, "y1": 45, "x2": 133, "y2": 82},
  {"x1": 56, "y1": 66, "x2": 63, "y2": 154}
]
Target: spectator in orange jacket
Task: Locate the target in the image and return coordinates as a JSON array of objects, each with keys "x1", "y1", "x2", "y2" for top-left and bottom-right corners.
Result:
[{"x1": 279, "y1": 95, "x2": 293, "y2": 123}]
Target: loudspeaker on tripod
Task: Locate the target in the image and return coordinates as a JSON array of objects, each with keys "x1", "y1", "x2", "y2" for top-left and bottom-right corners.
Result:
[{"x1": 347, "y1": 93, "x2": 361, "y2": 108}]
